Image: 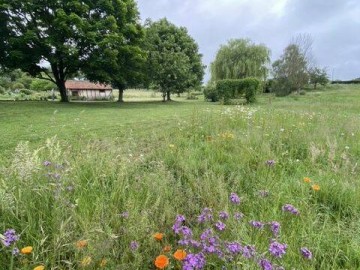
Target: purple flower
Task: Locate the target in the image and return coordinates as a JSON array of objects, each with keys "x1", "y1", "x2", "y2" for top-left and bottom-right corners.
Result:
[
  {"x1": 176, "y1": 215, "x2": 186, "y2": 223},
  {"x1": 242, "y1": 245, "x2": 256, "y2": 258},
  {"x1": 198, "y1": 208, "x2": 213, "y2": 223},
  {"x1": 282, "y1": 204, "x2": 300, "y2": 215},
  {"x1": 130, "y1": 241, "x2": 139, "y2": 251},
  {"x1": 300, "y1": 247, "x2": 312, "y2": 260},
  {"x1": 249, "y1": 220, "x2": 264, "y2": 229},
  {"x1": 219, "y1": 211, "x2": 229, "y2": 220},
  {"x1": 266, "y1": 160, "x2": 276, "y2": 166},
  {"x1": 230, "y1": 193, "x2": 241, "y2": 204},
  {"x1": 215, "y1": 221, "x2": 226, "y2": 231},
  {"x1": 12, "y1": 247, "x2": 20, "y2": 256},
  {"x1": 173, "y1": 215, "x2": 187, "y2": 234},
  {"x1": 200, "y1": 229, "x2": 213, "y2": 241},
  {"x1": 183, "y1": 253, "x2": 206, "y2": 270},
  {"x1": 259, "y1": 190, "x2": 270, "y2": 197},
  {"x1": 234, "y1": 212, "x2": 244, "y2": 220},
  {"x1": 43, "y1": 160, "x2": 52, "y2": 166},
  {"x1": 269, "y1": 221, "x2": 280, "y2": 237},
  {"x1": 259, "y1": 258, "x2": 273, "y2": 270},
  {"x1": 269, "y1": 241, "x2": 287, "y2": 258},
  {"x1": 119, "y1": 211, "x2": 129, "y2": 218},
  {"x1": 180, "y1": 226, "x2": 193, "y2": 238},
  {"x1": 1, "y1": 229, "x2": 19, "y2": 247},
  {"x1": 226, "y1": 242, "x2": 242, "y2": 254}
]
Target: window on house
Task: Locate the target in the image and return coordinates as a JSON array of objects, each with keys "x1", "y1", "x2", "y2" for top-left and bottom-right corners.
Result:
[
  {"x1": 99, "y1": 90, "x2": 105, "y2": 93},
  {"x1": 73, "y1": 91, "x2": 79, "y2": 96}
]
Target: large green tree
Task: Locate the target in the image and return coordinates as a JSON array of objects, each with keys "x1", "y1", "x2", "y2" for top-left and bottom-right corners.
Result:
[
  {"x1": 210, "y1": 39, "x2": 270, "y2": 82},
  {"x1": 0, "y1": 0, "x2": 142, "y2": 102},
  {"x1": 144, "y1": 18, "x2": 204, "y2": 101}
]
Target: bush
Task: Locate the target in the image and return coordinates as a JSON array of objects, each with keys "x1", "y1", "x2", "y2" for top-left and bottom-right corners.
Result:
[
  {"x1": 203, "y1": 85, "x2": 219, "y2": 102},
  {"x1": 30, "y1": 79, "x2": 56, "y2": 91},
  {"x1": 264, "y1": 79, "x2": 274, "y2": 93},
  {"x1": 215, "y1": 78, "x2": 260, "y2": 104},
  {"x1": 272, "y1": 78, "x2": 293, "y2": 97},
  {"x1": 0, "y1": 86, "x2": 5, "y2": 94},
  {"x1": 11, "y1": 82, "x2": 25, "y2": 91},
  {"x1": 19, "y1": 88, "x2": 33, "y2": 95},
  {"x1": 299, "y1": 90, "x2": 306, "y2": 95}
]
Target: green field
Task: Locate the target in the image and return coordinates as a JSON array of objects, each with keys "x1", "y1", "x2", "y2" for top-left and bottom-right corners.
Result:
[{"x1": 1, "y1": 85, "x2": 360, "y2": 269}]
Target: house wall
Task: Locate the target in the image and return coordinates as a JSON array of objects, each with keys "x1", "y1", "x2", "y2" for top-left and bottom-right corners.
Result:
[{"x1": 68, "y1": 90, "x2": 112, "y2": 100}]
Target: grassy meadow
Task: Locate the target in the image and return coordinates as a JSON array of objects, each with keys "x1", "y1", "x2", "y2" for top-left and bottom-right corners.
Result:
[{"x1": 0, "y1": 85, "x2": 359, "y2": 269}]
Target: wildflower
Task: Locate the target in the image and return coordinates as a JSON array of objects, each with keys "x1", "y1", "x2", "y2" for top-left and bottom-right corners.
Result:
[
  {"x1": 1, "y1": 229, "x2": 19, "y2": 246},
  {"x1": 282, "y1": 204, "x2": 300, "y2": 215},
  {"x1": 119, "y1": 211, "x2": 129, "y2": 218},
  {"x1": 269, "y1": 241, "x2": 287, "y2": 258},
  {"x1": 266, "y1": 160, "x2": 276, "y2": 166},
  {"x1": 242, "y1": 245, "x2": 256, "y2": 258},
  {"x1": 154, "y1": 233, "x2": 164, "y2": 241},
  {"x1": 154, "y1": 255, "x2": 169, "y2": 269},
  {"x1": 12, "y1": 247, "x2": 20, "y2": 256},
  {"x1": 183, "y1": 253, "x2": 206, "y2": 270},
  {"x1": 258, "y1": 190, "x2": 270, "y2": 197},
  {"x1": 33, "y1": 266, "x2": 45, "y2": 270},
  {"x1": 174, "y1": 249, "x2": 187, "y2": 261},
  {"x1": 219, "y1": 211, "x2": 229, "y2": 220},
  {"x1": 259, "y1": 258, "x2": 273, "y2": 270},
  {"x1": 80, "y1": 256, "x2": 92, "y2": 267},
  {"x1": 99, "y1": 258, "x2": 107, "y2": 267},
  {"x1": 230, "y1": 193, "x2": 241, "y2": 204},
  {"x1": 312, "y1": 184, "x2": 320, "y2": 191},
  {"x1": 234, "y1": 212, "x2": 244, "y2": 220},
  {"x1": 130, "y1": 241, "x2": 139, "y2": 251},
  {"x1": 43, "y1": 160, "x2": 51, "y2": 166},
  {"x1": 20, "y1": 246, "x2": 33, "y2": 255},
  {"x1": 76, "y1": 240, "x2": 88, "y2": 249},
  {"x1": 163, "y1": 245, "x2": 172, "y2": 252},
  {"x1": 269, "y1": 221, "x2": 281, "y2": 237},
  {"x1": 225, "y1": 242, "x2": 242, "y2": 254},
  {"x1": 215, "y1": 221, "x2": 226, "y2": 231},
  {"x1": 198, "y1": 208, "x2": 213, "y2": 223},
  {"x1": 173, "y1": 215, "x2": 186, "y2": 234},
  {"x1": 300, "y1": 247, "x2": 312, "y2": 260},
  {"x1": 249, "y1": 220, "x2": 264, "y2": 229},
  {"x1": 303, "y1": 177, "x2": 311, "y2": 183}
]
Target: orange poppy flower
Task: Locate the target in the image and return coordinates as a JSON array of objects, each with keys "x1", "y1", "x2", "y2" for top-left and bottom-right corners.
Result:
[
  {"x1": 154, "y1": 233, "x2": 164, "y2": 241},
  {"x1": 76, "y1": 240, "x2": 88, "y2": 249},
  {"x1": 21, "y1": 246, "x2": 33, "y2": 255},
  {"x1": 173, "y1": 249, "x2": 187, "y2": 261},
  {"x1": 163, "y1": 245, "x2": 172, "y2": 252},
  {"x1": 155, "y1": 255, "x2": 169, "y2": 269},
  {"x1": 312, "y1": 184, "x2": 320, "y2": 191},
  {"x1": 303, "y1": 177, "x2": 311, "y2": 183}
]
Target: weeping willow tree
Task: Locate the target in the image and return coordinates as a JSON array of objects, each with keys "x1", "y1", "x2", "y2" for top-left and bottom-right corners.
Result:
[{"x1": 210, "y1": 39, "x2": 270, "y2": 82}]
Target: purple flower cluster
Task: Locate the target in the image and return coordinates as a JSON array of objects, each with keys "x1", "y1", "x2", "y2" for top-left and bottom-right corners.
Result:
[
  {"x1": 249, "y1": 220, "x2": 264, "y2": 229},
  {"x1": 234, "y1": 212, "x2": 244, "y2": 221},
  {"x1": 1, "y1": 229, "x2": 19, "y2": 247},
  {"x1": 119, "y1": 211, "x2": 129, "y2": 218},
  {"x1": 282, "y1": 204, "x2": 300, "y2": 215},
  {"x1": 43, "y1": 160, "x2": 52, "y2": 166},
  {"x1": 266, "y1": 160, "x2": 276, "y2": 166},
  {"x1": 300, "y1": 247, "x2": 312, "y2": 260},
  {"x1": 198, "y1": 208, "x2": 213, "y2": 223},
  {"x1": 225, "y1": 242, "x2": 242, "y2": 255},
  {"x1": 259, "y1": 258, "x2": 273, "y2": 270},
  {"x1": 230, "y1": 193, "x2": 241, "y2": 204},
  {"x1": 242, "y1": 245, "x2": 256, "y2": 258},
  {"x1": 219, "y1": 211, "x2": 229, "y2": 220},
  {"x1": 269, "y1": 241, "x2": 287, "y2": 258},
  {"x1": 183, "y1": 253, "x2": 206, "y2": 270},
  {"x1": 130, "y1": 241, "x2": 139, "y2": 251},
  {"x1": 215, "y1": 221, "x2": 226, "y2": 231},
  {"x1": 269, "y1": 221, "x2": 280, "y2": 237}
]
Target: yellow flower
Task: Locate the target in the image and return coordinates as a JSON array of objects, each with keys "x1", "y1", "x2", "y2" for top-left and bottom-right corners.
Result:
[
  {"x1": 312, "y1": 184, "x2": 320, "y2": 191},
  {"x1": 80, "y1": 256, "x2": 92, "y2": 267},
  {"x1": 20, "y1": 246, "x2": 33, "y2": 255},
  {"x1": 33, "y1": 266, "x2": 45, "y2": 270},
  {"x1": 169, "y1": 144, "x2": 175, "y2": 148},
  {"x1": 154, "y1": 233, "x2": 164, "y2": 241},
  {"x1": 99, "y1": 258, "x2": 107, "y2": 267},
  {"x1": 303, "y1": 177, "x2": 311, "y2": 183},
  {"x1": 76, "y1": 240, "x2": 88, "y2": 249},
  {"x1": 173, "y1": 249, "x2": 187, "y2": 261}
]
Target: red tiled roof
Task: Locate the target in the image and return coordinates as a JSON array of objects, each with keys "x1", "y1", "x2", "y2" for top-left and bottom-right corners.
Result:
[{"x1": 65, "y1": 80, "x2": 112, "y2": 91}]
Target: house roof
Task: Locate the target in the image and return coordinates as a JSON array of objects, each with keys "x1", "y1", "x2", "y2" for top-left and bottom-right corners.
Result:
[{"x1": 65, "y1": 80, "x2": 112, "y2": 91}]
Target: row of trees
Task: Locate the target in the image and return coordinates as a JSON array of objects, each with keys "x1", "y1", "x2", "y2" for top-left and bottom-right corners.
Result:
[{"x1": 0, "y1": 1, "x2": 204, "y2": 102}]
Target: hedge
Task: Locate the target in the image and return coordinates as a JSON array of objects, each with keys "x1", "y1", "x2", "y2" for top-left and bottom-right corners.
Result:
[{"x1": 216, "y1": 78, "x2": 260, "y2": 103}]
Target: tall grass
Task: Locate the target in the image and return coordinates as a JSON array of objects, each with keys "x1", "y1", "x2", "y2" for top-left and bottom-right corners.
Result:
[{"x1": 0, "y1": 86, "x2": 360, "y2": 269}]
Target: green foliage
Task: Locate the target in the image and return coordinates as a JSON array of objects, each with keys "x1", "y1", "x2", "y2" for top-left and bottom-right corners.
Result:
[
  {"x1": 210, "y1": 39, "x2": 270, "y2": 81},
  {"x1": 309, "y1": 67, "x2": 329, "y2": 89},
  {"x1": 11, "y1": 82, "x2": 24, "y2": 91},
  {"x1": 144, "y1": 18, "x2": 204, "y2": 101},
  {"x1": 19, "y1": 88, "x2": 33, "y2": 95},
  {"x1": 203, "y1": 85, "x2": 219, "y2": 102},
  {"x1": 215, "y1": 78, "x2": 260, "y2": 103},
  {"x1": 272, "y1": 44, "x2": 308, "y2": 96},
  {"x1": 30, "y1": 79, "x2": 56, "y2": 92},
  {"x1": 0, "y1": 0, "x2": 143, "y2": 102}
]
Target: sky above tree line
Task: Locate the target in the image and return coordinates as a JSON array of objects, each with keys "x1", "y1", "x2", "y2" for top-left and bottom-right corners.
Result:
[{"x1": 137, "y1": 0, "x2": 360, "y2": 82}]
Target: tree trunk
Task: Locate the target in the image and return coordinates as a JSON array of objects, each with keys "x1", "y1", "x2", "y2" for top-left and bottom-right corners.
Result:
[
  {"x1": 57, "y1": 80, "x2": 69, "y2": 102},
  {"x1": 166, "y1": 91, "x2": 171, "y2": 101},
  {"x1": 314, "y1": 83, "x2": 317, "y2": 89},
  {"x1": 118, "y1": 88, "x2": 124, "y2": 102},
  {"x1": 162, "y1": 92, "x2": 166, "y2": 102},
  {"x1": 51, "y1": 62, "x2": 69, "y2": 102}
]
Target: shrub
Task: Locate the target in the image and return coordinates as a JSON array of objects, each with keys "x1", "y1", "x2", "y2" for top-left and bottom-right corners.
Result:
[
  {"x1": 272, "y1": 78, "x2": 293, "y2": 97},
  {"x1": 264, "y1": 79, "x2": 274, "y2": 93},
  {"x1": 203, "y1": 85, "x2": 218, "y2": 102},
  {"x1": 0, "y1": 86, "x2": 5, "y2": 94},
  {"x1": 30, "y1": 79, "x2": 56, "y2": 91},
  {"x1": 11, "y1": 82, "x2": 25, "y2": 91},
  {"x1": 215, "y1": 78, "x2": 260, "y2": 103},
  {"x1": 19, "y1": 88, "x2": 33, "y2": 95}
]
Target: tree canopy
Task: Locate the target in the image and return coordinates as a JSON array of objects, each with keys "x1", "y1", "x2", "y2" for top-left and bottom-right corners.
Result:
[
  {"x1": 144, "y1": 18, "x2": 204, "y2": 101},
  {"x1": 210, "y1": 39, "x2": 270, "y2": 82},
  {"x1": 0, "y1": 0, "x2": 142, "y2": 102}
]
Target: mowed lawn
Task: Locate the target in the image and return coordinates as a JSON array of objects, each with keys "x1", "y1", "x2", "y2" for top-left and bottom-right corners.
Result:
[{"x1": 0, "y1": 85, "x2": 360, "y2": 269}]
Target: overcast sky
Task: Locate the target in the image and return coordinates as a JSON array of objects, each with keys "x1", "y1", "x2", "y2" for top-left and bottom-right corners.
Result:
[{"x1": 136, "y1": 0, "x2": 360, "y2": 82}]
